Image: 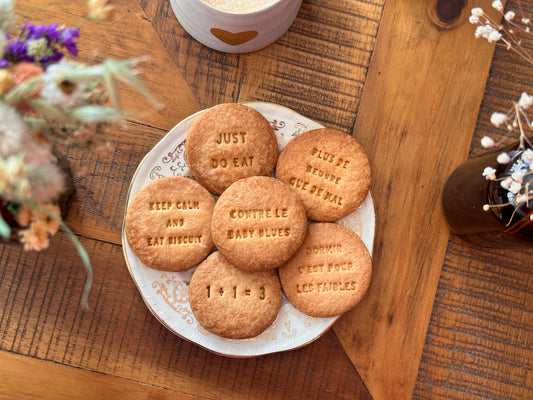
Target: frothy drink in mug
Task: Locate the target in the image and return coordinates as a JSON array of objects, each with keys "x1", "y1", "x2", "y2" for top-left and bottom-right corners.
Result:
[{"x1": 202, "y1": 0, "x2": 280, "y2": 13}]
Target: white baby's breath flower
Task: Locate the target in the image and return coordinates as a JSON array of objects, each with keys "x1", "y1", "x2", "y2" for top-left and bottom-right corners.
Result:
[
  {"x1": 488, "y1": 29, "x2": 503, "y2": 42},
  {"x1": 497, "y1": 152, "x2": 512, "y2": 164},
  {"x1": 481, "y1": 136, "x2": 496, "y2": 148},
  {"x1": 490, "y1": 111, "x2": 509, "y2": 127},
  {"x1": 0, "y1": 102, "x2": 31, "y2": 157},
  {"x1": 41, "y1": 59, "x2": 88, "y2": 111},
  {"x1": 522, "y1": 148, "x2": 533, "y2": 162},
  {"x1": 26, "y1": 163, "x2": 65, "y2": 204},
  {"x1": 511, "y1": 170, "x2": 526, "y2": 183},
  {"x1": 501, "y1": 177, "x2": 513, "y2": 189},
  {"x1": 509, "y1": 180, "x2": 522, "y2": 194},
  {"x1": 518, "y1": 92, "x2": 533, "y2": 109},
  {"x1": 475, "y1": 25, "x2": 491, "y2": 39},
  {"x1": 469, "y1": 14, "x2": 480, "y2": 24},
  {"x1": 473, "y1": 24, "x2": 502, "y2": 42},
  {"x1": 482, "y1": 166, "x2": 497, "y2": 180},
  {"x1": 471, "y1": 7, "x2": 484, "y2": 16},
  {"x1": 504, "y1": 11, "x2": 516, "y2": 22},
  {"x1": 492, "y1": 1, "x2": 503, "y2": 12}
]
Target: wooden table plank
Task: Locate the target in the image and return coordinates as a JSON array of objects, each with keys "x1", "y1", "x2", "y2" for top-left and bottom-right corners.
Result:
[
  {"x1": 414, "y1": 241, "x2": 533, "y2": 400},
  {"x1": 414, "y1": 0, "x2": 533, "y2": 397},
  {"x1": 332, "y1": 2, "x2": 504, "y2": 399},
  {"x1": 236, "y1": 0, "x2": 384, "y2": 130},
  {"x1": 0, "y1": 351, "x2": 200, "y2": 400},
  {"x1": 140, "y1": 0, "x2": 384, "y2": 130},
  {"x1": 0, "y1": 233, "x2": 372, "y2": 399}
]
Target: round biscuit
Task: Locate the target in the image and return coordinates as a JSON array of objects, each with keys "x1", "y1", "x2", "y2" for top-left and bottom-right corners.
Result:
[
  {"x1": 211, "y1": 176, "x2": 308, "y2": 272},
  {"x1": 185, "y1": 103, "x2": 278, "y2": 195},
  {"x1": 275, "y1": 128, "x2": 371, "y2": 221},
  {"x1": 125, "y1": 176, "x2": 215, "y2": 271},
  {"x1": 278, "y1": 223, "x2": 372, "y2": 318},
  {"x1": 188, "y1": 251, "x2": 282, "y2": 339}
]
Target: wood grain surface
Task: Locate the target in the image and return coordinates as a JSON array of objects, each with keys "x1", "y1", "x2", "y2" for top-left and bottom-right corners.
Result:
[
  {"x1": 0, "y1": 231, "x2": 371, "y2": 399},
  {"x1": 1, "y1": 1, "x2": 373, "y2": 399},
  {"x1": 0, "y1": 0, "x2": 532, "y2": 399},
  {"x1": 331, "y1": 1, "x2": 505, "y2": 399},
  {"x1": 414, "y1": 1, "x2": 533, "y2": 398}
]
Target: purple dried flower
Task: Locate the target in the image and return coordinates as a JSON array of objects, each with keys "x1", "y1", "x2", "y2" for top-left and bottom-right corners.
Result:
[
  {"x1": 60, "y1": 28, "x2": 79, "y2": 56},
  {"x1": 1, "y1": 22, "x2": 79, "y2": 68}
]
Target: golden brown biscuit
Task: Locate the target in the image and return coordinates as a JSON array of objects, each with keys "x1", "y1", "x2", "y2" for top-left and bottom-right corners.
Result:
[
  {"x1": 188, "y1": 251, "x2": 282, "y2": 339},
  {"x1": 275, "y1": 128, "x2": 371, "y2": 221},
  {"x1": 211, "y1": 176, "x2": 308, "y2": 272},
  {"x1": 278, "y1": 223, "x2": 372, "y2": 318},
  {"x1": 185, "y1": 103, "x2": 278, "y2": 195},
  {"x1": 125, "y1": 176, "x2": 215, "y2": 271}
]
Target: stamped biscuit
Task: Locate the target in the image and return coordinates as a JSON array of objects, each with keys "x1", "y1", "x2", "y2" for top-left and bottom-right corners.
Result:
[
  {"x1": 275, "y1": 128, "x2": 371, "y2": 221},
  {"x1": 125, "y1": 176, "x2": 215, "y2": 271},
  {"x1": 211, "y1": 176, "x2": 308, "y2": 272},
  {"x1": 188, "y1": 251, "x2": 282, "y2": 339},
  {"x1": 185, "y1": 103, "x2": 278, "y2": 195},
  {"x1": 278, "y1": 223, "x2": 372, "y2": 318}
]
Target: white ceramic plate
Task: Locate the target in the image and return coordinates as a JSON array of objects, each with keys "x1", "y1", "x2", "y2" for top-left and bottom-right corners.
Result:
[{"x1": 121, "y1": 102, "x2": 375, "y2": 357}]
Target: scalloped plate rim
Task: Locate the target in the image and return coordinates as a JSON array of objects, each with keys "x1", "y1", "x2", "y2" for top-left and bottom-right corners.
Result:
[{"x1": 121, "y1": 101, "x2": 375, "y2": 357}]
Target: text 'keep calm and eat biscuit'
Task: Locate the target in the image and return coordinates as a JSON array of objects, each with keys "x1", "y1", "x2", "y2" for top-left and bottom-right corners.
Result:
[
  {"x1": 125, "y1": 176, "x2": 215, "y2": 271},
  {"x1": 211, "y1": 176, "x2": 308, "y2": 272},
  {"x1": 278, "y1": 223, "x2": 372, "y2": 318},
  {"x1": 185, "y1": 103, "x2": 278, "y2": 195},
  {"x1": 275, "y1": 128, "x2": 371, "y2": 221}
]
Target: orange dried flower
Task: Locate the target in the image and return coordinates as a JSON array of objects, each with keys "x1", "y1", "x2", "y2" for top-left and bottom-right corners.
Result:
[
  {"x1": 9, "y1": 61, "x2": 43, "y2": 85},
  {"x1": 0, "y1": 69, "x2": 14, "y2": 94}
]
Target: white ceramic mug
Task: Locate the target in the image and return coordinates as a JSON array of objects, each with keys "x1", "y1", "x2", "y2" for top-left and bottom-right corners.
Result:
[{"x1": 170, "y1": 0, "x2": 302, "y2": 53}]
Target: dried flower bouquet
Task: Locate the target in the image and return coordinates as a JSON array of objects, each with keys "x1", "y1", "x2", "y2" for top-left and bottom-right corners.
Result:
[
  {"x1": 469, "y1": 1, "x2": 533, "y2": 233},
  {"x1": 0, "y1": 0, "x2": 153, "y2": 308}
]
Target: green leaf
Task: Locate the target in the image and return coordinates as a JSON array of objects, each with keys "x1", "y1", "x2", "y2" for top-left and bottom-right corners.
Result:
[
  {"x1": 58, "y1": 219, "x2": 93, "y2": 310},
  {"x1": 104, "y1": 59, "x2": 158, "y2": 106},
  {"x1": 29, "y1": 99, "x2": 68, "y2": 120},
  {"x1": 104, "y1": 67, "x2": 121, "y2": 112},
  {"x1": 68, "y1": 105, "x2": 120, "y2": 122},
  {"x1": 66, "y1": 64, "x2": 106, "y2": 82},
  {"x1": 4, "y1": 77, "x2": 41, "y2": 105},
  {"x1": 0, "y1": 212, "x2": 11, "y2": 240}
]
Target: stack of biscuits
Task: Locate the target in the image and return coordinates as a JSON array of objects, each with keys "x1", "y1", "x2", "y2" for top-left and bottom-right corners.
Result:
[{"x1": 125, "y1": 103, "x2": 372, "y2": 339}]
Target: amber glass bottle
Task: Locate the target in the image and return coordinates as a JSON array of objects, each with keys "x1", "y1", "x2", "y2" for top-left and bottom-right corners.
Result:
[{"x1": 442, "y1": 142, "x2": 532, "y2": 247}]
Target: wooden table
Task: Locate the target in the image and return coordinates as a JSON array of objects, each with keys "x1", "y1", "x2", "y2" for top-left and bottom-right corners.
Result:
[{"x1": 1, "y1": 0, "x2": 531, "y2": 399}]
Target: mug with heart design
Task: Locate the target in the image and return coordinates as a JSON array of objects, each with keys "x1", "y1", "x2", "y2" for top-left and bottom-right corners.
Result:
[{"x1": 170, "y1": 0, "x2": 302, "y2": 53}]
